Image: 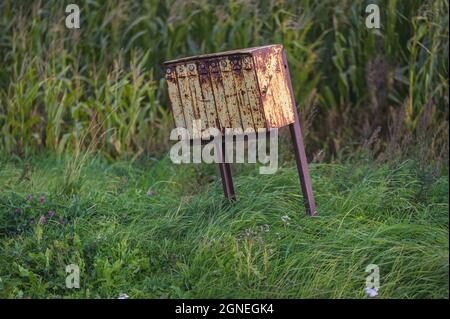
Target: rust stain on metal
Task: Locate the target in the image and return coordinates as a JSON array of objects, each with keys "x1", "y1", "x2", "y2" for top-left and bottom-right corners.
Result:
[
  {"x1": 252, "y1": 45, "x2": 294, "y2": 128},
  {"x1": 219, "y1": 58, "x2": 243, "y2": 130},
  {"x1": 242, "y1": 56, "x2": 266, "y2": 129},
  {"x1": 197, "y1": 61, "x2": 218, "y2": 130},
  {"x1": 209, "y1": 59, "x2": 232, "y2": 131},
  {"x1": 164, "y1": 44, "x2": 295, "y2": 133},
  {"x1": 175, "y1": 64, "x2": 196, "y2": 136},
  {"x1": 165, "y1": 66, "x2": 186, "y2": 129},
  {"x1": 230, "y1": 55, "x2": 256, "y2": 131},
  {"x1": 186, "y1": 62, "x2": 208, "y2": 132}
]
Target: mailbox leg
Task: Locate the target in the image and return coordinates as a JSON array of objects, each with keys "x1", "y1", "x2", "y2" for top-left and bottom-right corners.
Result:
[
  {"x1": 217, "y1": 140, "x2": 235, "y2": 201},
  {"x1": 289, "y1": 116, "x2": 317, "y2": 216},
  {"x1": 281, "y1": 49, "x2": 317, "y2": 216}
]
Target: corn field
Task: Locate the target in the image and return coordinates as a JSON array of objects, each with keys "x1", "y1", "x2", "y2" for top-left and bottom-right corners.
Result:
[{"x1": 0, "y1": 0, "x2": 448, "y2": 161}]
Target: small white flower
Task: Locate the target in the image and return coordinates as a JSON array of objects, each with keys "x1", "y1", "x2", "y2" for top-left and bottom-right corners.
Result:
[
  {"x1": 281, "y1": 215, "x2": 291, "y2": 223},
  {"x1": 364, "y1": 287, "x2": 378, "y2": 298},
  {"x1": 118, "y1": 293, "x2": 129, "y2": 299}
]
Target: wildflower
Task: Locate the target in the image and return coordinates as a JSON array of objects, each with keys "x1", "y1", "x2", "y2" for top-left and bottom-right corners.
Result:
[
  {"x1": 26, "y1": 195, "x2": 33, "y2": 201},
  {"x1": 39, "y1": 196, "x2": 45, "y2": 204},
  {"x1": 364, "y1": 287, "x2": 378, "y2": 298},
  {"x1": 39, "y1": 215, "x2": 47, "y2": 225},
  {"x1": 260, "y1": 224, "x2": 270, "y2": 232},
  {"x1": 147, "y1": 190, "x2": 156, "y2": 197},
  {"x1": 15, "y1": 208, "x2": 21, "y2": 214},
  {"x1": 29, "y1": 218, "x2": 35, "y2": 225},
  {"x1": 281, "y1": 215, "x2": 291, "y2": 223},
  {"x1": 117, "y1": 293, "x2": 129, "y2": 299},
  {"x1": 47, "y1": 211, "x2": 55, "y2": 218}
]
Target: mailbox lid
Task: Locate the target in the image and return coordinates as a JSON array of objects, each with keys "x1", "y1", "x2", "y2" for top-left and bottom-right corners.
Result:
[{"x1": 164, "y1": 44, "x2": 281, "y2": 65}]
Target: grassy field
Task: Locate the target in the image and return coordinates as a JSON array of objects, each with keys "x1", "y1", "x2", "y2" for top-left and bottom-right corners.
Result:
[
  {"x1": 0, "y1": 0, "x2": 448, "y2": 299},
  {"x1": 0, "y1": 154, "x2": 447, "y2": 298}
]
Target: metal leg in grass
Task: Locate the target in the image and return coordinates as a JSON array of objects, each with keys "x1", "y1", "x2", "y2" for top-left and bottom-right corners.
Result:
[
  {"x1": 288, "y1": 115, "x2": 317, "y2": 216},
  {"x1": 217, "y1": 140, "x2": 236, "y2": 201},
  {"x1": 282, "y1": 49, "x2": 317, "y2": 216}
]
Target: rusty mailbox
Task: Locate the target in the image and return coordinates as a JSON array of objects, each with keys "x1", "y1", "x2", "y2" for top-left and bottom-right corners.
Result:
[{"x1": 164, "y1": 44, "x2": 317, "y2": 215}]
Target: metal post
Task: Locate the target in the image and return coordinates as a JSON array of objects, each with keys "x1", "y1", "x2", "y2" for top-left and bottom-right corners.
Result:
[
  {"x1": 282, "y1": 50, "x2": 317, "y2": 216},
  {"x1": 217, "y1": 138, "x2": 236, "y2": 201}
]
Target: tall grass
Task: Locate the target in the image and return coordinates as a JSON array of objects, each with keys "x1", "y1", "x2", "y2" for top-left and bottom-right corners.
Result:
[
  {"x1": 0, "y1": 154, "x2": 447, "y2": 298},
  {"x1": 0, "y1": 0, "x2": 448, "y2": 162}
]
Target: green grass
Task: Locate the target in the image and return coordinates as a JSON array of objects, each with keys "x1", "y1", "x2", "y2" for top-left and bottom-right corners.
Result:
[
  {"x1": 0, "y1": 0, "x2": 447, "y2": 300},
  {"x1": 0, "y1": 154, "x2": 447, "y2": 298}
]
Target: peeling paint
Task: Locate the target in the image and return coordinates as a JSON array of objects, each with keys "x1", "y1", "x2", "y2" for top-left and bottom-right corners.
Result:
[{"x1": 164, "y1": 44, "x2": 295, "y2": 133}]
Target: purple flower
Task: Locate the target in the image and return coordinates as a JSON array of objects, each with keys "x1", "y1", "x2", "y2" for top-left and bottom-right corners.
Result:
[
  {"x1": 147, "y1": 190, "x2": 156, "y2": 197},
  {"x1": 47, "y1": 210, "x2": 55, "y2": 218},
  {"x1": 29, "y1": 218, "x2": 35, "y2": 225},
  {"x1": 27, "y1": 195, "x2": 33, "y2": 201},
  {"x1": 15, "y1": 208, "x2": 21, "y2": 214},
  {"x1": 39, "y1": 215, "x2": 47, "y2": 225},
  {"x1": 39, "y1": 196, "x2": 45, "y2": 204},
  {"x1": 364, "y1": 287, "x2": 378, "y2": 298}
]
